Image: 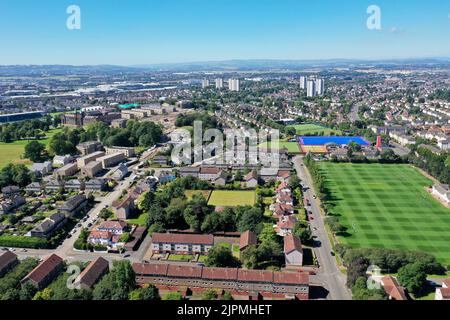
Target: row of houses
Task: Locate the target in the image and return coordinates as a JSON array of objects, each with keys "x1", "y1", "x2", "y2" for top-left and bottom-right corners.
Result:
[
  {"x1": 133, "y1": 262, "x2": 309, "y2": 299},
  {"x1": 25, "y1": 178, "x2": 107, "y2": 194}
]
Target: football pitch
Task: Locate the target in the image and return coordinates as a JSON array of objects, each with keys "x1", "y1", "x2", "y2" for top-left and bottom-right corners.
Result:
[{"x1": 319, "y1": 163, "x2": 450, "y2": 265}]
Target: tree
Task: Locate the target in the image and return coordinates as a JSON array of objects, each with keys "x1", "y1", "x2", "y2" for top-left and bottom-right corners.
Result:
[
  {"x1": 99, "y1": 208, "x2": 113, "y2": 220},
  {"x1": 137, "y1": 191, "x2": 155, "y2": 212},
  {"x1": 445, "y1": 156, "x2": 450, "y2": 168},
  {"x1": 163, "y1": 292, "x2": 184, "y2": 300},
  {"x1": 128, "y1": 285, "x2": 160, "y2": 301},
  {"x1": 24, "y1": 140, "x2": 46, "y2": 162},
  {"x1": 220, "y1": 291, "x2": 234, "y2": 300},
  {"x1": 293, "y1": 221, "x2": 312, "y2": 243},
  {"x1": 285, "y1": 127, "x2": 297, "y2": 137},
  {"x1": 398, "y1": 262, "x2": 427, "y2": 295},
  {"x1": 288, "y1": 175, "x2": 301, "y2": 190},
  {"x1": 241, "y1": 245, "x2": 259, "y2": 269},
  {"x1": 183, "y1": 194, "x2": 211, "y2": 232},
  {"x1": 32, "y1": 288, "x2": 53, "y2": 300},
  {"x1": 205, "y1": 245, "x2": 241, "y2": 268},
  {"x1": 325, "y1": 216, "x2": 346, "y2": 234},
  {"x1": 202, "y1": 289, "x2": 218, "y2": 300},
  {"x1": 92, "y1": 260, "x2": 135, "y2": 300},
  {"x1": 346, "y1": 258, "x2": 370, "y2": 288},
  {"x1": 351, "y1": 277, "x2": 387, "y2": 300},
  {"x1": 237, "y1": 207, "x2": 263, "y2": 233}
]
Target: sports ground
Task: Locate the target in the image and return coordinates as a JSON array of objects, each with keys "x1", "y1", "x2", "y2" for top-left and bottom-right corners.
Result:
[
  {"x1": 287, "y1": 124, "x2": 341, "y2": 135},
  {"x1": 207, "y1": 190, "x2": 256, "y2": 207},
  {"x1": 299, "y1": 136, "x2": 371, "y2": 146},
  {"x1": 319, "y1": 163, "x2": 450, "y2": 265}
]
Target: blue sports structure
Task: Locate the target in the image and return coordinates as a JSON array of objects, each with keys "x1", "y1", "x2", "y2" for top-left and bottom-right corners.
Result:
[{"x1": 298, "y1": 136, "x2": 371, "y2": 146}]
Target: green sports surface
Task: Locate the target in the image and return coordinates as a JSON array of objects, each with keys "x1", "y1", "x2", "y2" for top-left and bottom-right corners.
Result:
[
  {"x1": 319, "y1": 163, "x2": 450, "y2": 265},
  {"x1": 208, "y1": 190, "x2": 256, "y2": 207}
]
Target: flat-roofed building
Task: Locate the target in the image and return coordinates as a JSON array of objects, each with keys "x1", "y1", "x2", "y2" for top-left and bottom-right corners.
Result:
[
  {"x1": 105, "y1": 146, "x2": 135, "y2": 158},
  {"x1": 76, "y1": 141, "x2": 102, "y2": 156},
  {"x1": 97, "y1": 152, "x2": 125, "y2": 169},
  {"x1": 54, "y1": 163, "x2": 78, "y2": 179},
  {"x1": 77, "y1": 151, "x2": 105, "y2": 168},
  {"x1": 81, "y1": 161, "x2": 103, "y2": 178}
]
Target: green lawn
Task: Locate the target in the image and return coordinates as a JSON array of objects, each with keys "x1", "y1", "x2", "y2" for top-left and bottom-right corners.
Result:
[
  {"x1": 0, "y1": 128, "x2": 63, "y2": 169},
  {"x1": 287, "y1": 123, "x2": 341, "y2": 136},
  {"x1": 208, "y1": 190, "x2": 256, "y2": 207},
  {"x1": 319, "y1": 163, "x2": 450, "y2": 265},
  {"x1": 185, "y1": 190, "x2": 212, "y2": 201},
  {"x1": 126, "y1": 213, "x2": 147, "y2": 226},
  {"x1": 258, "y1": 139, "x2": 300, "y2": 154},
  {"x1": 168, "y1": 254, "x2": 193, "y2": 262}
]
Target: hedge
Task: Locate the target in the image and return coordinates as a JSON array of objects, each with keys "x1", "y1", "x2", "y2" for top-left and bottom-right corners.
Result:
[{"x1": 0, "y1": 235, "x2": 48, "y2": 249}]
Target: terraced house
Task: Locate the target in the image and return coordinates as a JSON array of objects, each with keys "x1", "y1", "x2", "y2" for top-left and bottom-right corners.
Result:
[{"x1": 151, "y1": 233, "x2": 214, "y2": 255}]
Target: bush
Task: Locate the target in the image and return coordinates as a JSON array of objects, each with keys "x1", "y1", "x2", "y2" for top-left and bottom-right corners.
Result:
[{"x1": 0, "y1": 235, "x2": 48, "y2": 249}]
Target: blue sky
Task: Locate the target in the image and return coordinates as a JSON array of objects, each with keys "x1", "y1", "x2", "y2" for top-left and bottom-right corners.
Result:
[{"x1": 0, "y1": 0, "x2": 449, "y2": 65}]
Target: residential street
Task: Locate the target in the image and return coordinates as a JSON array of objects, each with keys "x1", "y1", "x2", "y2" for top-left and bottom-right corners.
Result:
[{"x1": 293, "y1": 156, "x2": 352, "y2": 300}]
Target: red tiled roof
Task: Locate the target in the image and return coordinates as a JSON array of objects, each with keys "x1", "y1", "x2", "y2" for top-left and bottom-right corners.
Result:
[
  {"x1": 438, "y1": 287, "x2": 450, "y2": 298},
  {"x1": 240, "y1": 230, "x2": 258, "y2": 250},
  {"x1": 274, "y1": 271, "x2": 309, "y2": 285},
  {"x1": 442, "y1": 278, "x2": 450, "y2": 288},
  {"x1": 0, "y1": 251, "x2": 17, "y2": 271},
  {"x1": 97, "y1": 220, "x2": 127, "y2": 230},
  {"x1": 284, "y1": 234, "x2": 303, "y2": 254},
  {"x1": 277, "y1": 170, "x2": 291, "y2": 178},
  {"x1": 77, "y1": 257, "x2": 109, "y2": 288},
  {"x1": 167, "y1": 264, "x2": 202, "y2": 278},
  {"x1": 152, "y1": 233, "x2": 214, "y2": 245},
  {"x1": 88, "y1": 230, "x2": 111, "y2": 240},
  {"x1": 244, "y1": 171, "x2": 258, "y2": 181},
  {"x1": 276, "y1": 182, "x2": 288, "y2": 192},
  {"x1": 23, "y1": 254, "x2": 63, "y2": 285},
  {"x1": 133, "y1": 263, "x2": 169, "y2": 276},
  {"x1": 381, "y1": 276, "x2": 408, "y2": 300},
  {"x1": 201, "y1": 267, "x2": 239, "y2": 280},
  {"x1": 200, "y1": 167, "x2": 220, "y2": 175},
  {"x1": 237, "y1": 269, "x2": 274, "y2": 283},
  {"x1": 278, "y1": 216, "x2": 297, "y2": 229}
]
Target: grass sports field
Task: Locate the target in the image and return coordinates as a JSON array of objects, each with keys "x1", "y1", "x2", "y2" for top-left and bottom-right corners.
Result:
[
  {"x1": 319, "y1": 163, "x2": 450, "y2": 265},
  {"x1": 287, "y1": 123, "x2": 341, "y2": 135},
  {"x1": 0, "y1": 128, "x2": 62, "y2": 169},
  {"x1": 208, "y1": 190, "x2": 256, "y2": 207},
  {"x1": 258, "y1": 139, "x2": 300, "y2": 154}
]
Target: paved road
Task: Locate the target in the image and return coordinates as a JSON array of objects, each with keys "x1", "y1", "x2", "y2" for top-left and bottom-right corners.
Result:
[
  {"x1": 389, "y1": 142, "x2": 411, "y2": 157},
  {"x1": 293, "y1": 156, "x2": 352, "y2": 300}
]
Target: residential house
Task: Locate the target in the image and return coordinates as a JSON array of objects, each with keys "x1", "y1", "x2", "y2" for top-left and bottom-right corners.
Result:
[
  {"x1": 74, "y1": 257, "x2": 109, "y2": 290},
  {"x1": 25, "y1": 182, "x2": 43, "y2": 195},
  {"x1": 64, "y1": 179, "x2": 85, "y2": 192},
  {"x1": 239, "y1": 230, "x2": 257, "y2": 252},
  {"x1": 58, "y1": 194, "x2": 88, "y2": 218},
  {"x1": 435, "y1": 278, "x2": 450, "y2": 300},
  {"x1": 112, "y1": 194, "x2": 135, "y2": 220},
  {"x1": 284, "y1": 234, "x2": 303, "y2": 266},
  {"x1": 87, "y1": 221, "x2": 128, "y2": 249},
  {"x1": 96, "y1": 220, "x2": 128, "y2": 235},
  {"x1": 21, "y1": 254, "x2": 64, "y2": 290},
  {"x1": 179, "y1": 167, "x2": 200, "y2": 178},
  {"x1": 199, "y1": 166, "x2": 220, "y2": 181},
  {"x1": 85, "y1": 179, "x2": 107, "y2": 192},
  {"x1": 244, "y1": 171, "x2": 258, "y2": 188},
  {"x1": 259, "y1": 168, "x2": 278, "y2": 183},
  {"x1": 276, "y1": 215, "x2": 297, "y2": 237},
  {"x1": 152, "y1": 156, "x2": 169, "y2": 166},
  {"x1": 214, "y1": 170, "x2": 228, "y2": 186},
  {"x1": 151, "y1": 233, "x2": 214, "y2": 255},
  {"x1": 30, "y1": 161, "x2": 53, "y2": 176},
  {"x1": 0, "y1": 251, "x2": 19, "y2": 277},
  {"x1": 30, "y1": 213, "x2": 66, "y2": 238},
  {"x1": 109, "y1": 163, "x2": 128, "y2": 181},
  {"x1": 1, "y1": 186, "x2": 21, "y2": 198},
  {"x1": 44, "y1": 180, "x2": 63, "y2": 193},
  {"x1": 431, "y1": 184, "x2": 450, "y2": 205},
  {"x1": 0, "y1": 195, "x2": 26, "y2": 215},
  {"x1": 381, "y1": 276, "x2": 408, "y2": 300},
  {"x1": 277, "y1": 170, "x2": 291, "y2": 182}
]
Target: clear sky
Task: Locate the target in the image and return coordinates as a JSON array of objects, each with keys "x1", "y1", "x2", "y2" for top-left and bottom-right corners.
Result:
[{"x1": 0, "y1": 0, "x2": 449, "y2": 65}]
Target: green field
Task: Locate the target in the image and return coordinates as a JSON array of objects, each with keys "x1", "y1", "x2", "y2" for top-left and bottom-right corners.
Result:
[
  {"x1": 287, "y1": 123, "x2": 341, "y2": 136},
  {"x1": 185, "y1": 190, "x2": 212, "y2": 201},
  {"x1": 319, "y1": 163, "x2": 450, "y2": 265},
  {"x1": 208, "y1": 190, "x2": 256, "y2": 207},
  {"x1": 0, "y1": 128, "x2": 63, "y2": 168},
  {"x1": 258, "y1": 139, "x2": 300, "y2": 154}
]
